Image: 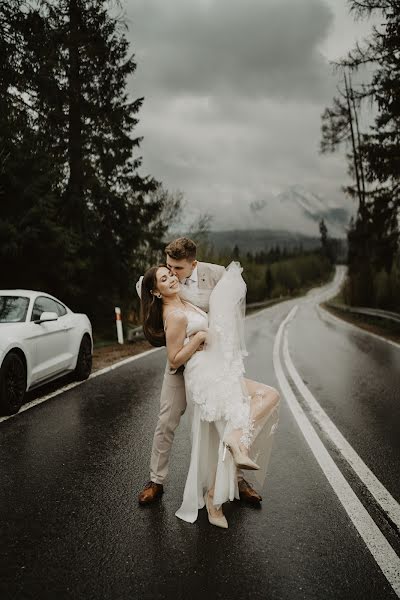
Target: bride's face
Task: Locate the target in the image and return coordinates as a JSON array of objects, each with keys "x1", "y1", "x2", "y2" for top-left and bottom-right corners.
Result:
[{"x1": 155, "y1": 267, "x2": 179, "y2": 298}]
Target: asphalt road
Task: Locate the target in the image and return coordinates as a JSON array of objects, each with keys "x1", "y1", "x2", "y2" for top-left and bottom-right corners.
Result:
[{"x1": 1, "y1": 268, "x2": 399, "y2": 600}]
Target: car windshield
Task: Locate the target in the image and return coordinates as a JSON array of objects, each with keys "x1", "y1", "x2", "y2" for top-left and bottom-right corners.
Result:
[{"x1": 0, "y1": 296, "x2": 30, "y2": 323}]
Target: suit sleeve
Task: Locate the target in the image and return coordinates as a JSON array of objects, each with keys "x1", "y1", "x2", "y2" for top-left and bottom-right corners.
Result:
[{"x1": 213, "y1": 264, "x2": 226, "y2": 285}]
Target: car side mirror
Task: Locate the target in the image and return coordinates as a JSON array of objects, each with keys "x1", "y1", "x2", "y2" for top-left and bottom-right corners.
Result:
[{"x1": 36, "y1": 311, "x2": 59, "y2": 324}]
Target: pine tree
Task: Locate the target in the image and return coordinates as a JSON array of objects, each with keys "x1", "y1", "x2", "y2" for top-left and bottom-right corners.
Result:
[
  {"x1": 1, "y1": 1, "x2": 175, "y2": 328},
  {"x1": 0, "y1": 0, "x2": 76, "y2": 294},
  {"x1": 319, "y1": 218, "x2": 335, "y2": 264},
  {"x1": 265, "y1": 267, "x2": 273, "y2": 298},
  {"x1": 321, "y1": 1, "x2": 400, "y2": 304}
]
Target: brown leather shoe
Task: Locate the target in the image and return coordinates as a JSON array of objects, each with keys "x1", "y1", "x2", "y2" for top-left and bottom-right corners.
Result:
[
  {"x1": 238, "y1": 478, "x2": 262, "y2": 504},
  {"x1": 138, "y1": 481, "x2": 164, "y2": 505}
]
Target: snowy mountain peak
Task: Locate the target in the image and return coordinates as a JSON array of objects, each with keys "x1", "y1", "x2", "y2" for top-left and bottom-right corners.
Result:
[
  {"x1": 248, "y1": 186, "x2": 351, "y2": 238},
  {"x1": 278, "y1": 186, "x2": 337, "y2": 213}
]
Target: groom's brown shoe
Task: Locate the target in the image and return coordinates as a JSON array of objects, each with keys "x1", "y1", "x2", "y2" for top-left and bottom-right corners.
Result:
[
  {"x1": 138, "y1": 481, "x2": 164, "y2": 505},
  {"x1": 238, "y1": 479, "x2": 262, "y2": 504}
]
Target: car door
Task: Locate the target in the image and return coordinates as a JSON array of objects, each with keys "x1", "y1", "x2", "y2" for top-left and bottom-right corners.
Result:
[
  {"x1": 53, "y1": 299, "x2": 76, "y2": 369},
  {"x1": 30, "y1": 296, "x2": 70, "y2": 381}
]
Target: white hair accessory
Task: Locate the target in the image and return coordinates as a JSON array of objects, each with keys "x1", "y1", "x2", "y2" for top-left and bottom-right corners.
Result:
[{"x1": 136, "y1": 275, "x2": 144, "y2": 299}]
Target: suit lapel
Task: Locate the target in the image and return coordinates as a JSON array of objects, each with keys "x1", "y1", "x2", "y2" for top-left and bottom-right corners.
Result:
[{"x1": 197, "y1": 262, "x2": 208, "y2": 289}]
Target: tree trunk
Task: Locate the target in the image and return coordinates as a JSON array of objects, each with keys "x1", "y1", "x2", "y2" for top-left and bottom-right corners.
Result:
[
  {"x1": 65, "y1": 0, "x2": 83, "y2": 231},
  {"x1": 344, "y1": 72, "x2": 364, "y2": 214}
]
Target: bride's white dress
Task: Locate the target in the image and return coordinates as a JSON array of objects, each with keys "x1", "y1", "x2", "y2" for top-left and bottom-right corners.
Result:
[{"x1": 174, "y1": 262, "x2": 279, "y2": 523}]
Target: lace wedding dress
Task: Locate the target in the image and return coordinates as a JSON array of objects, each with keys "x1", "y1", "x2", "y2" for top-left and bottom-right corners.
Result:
[{"x1": 175, "y1": 262, "x2": 279, "y2": 523}]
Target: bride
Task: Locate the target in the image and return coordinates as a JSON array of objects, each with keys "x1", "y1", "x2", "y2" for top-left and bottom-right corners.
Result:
[{"x1": 140, "y1": 261, "x2": 280, "y2": 528}]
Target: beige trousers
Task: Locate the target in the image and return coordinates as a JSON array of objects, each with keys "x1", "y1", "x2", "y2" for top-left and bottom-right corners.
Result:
[
  {"x1": 149, "y1": 363, "x2": 245, "y2": 485},
  {"x1": 150, "y1": 365, "x2": 186, "y2": 484}
]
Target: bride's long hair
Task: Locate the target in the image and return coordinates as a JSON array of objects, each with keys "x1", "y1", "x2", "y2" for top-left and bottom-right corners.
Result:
[{"x1": 141, "y1": 265, "x2": 167, "y2": 347}]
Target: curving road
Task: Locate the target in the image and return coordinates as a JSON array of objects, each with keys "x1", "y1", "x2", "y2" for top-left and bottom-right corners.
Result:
[{"x1": 1, "y1": 267, "x2": 399, "y2": 600}]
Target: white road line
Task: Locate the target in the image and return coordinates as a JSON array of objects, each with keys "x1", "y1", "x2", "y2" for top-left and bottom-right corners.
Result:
[
  {"x1": 308, "y1": 266, "x2": 399, "y2": 348},
  {"x1": 246, "y1": 270, "x2": 342, "y2": 324},
  {"x1": 0, "y1": 265, "x2": 390, "y2": 424},
  {"x1": 89, "y1": 347, "x2": 162, "y2": 378},
  {"x1": 1, "y1": 303, "x2": 287, "y2": 424},
  {"x1": 0, "y1": 347, "x2": 162, "y2": 424},
  {"x1": 282, "y1": 326, "x2": 400, "y2": 532},
  {"x1": 273, "y1": 307, "x2": 400, "y2": 597},
  {"x1": 0, "y1": 267, "x2": 343, "y2": 424},
  {"x1": 318, "y1": 304, "x2": 400, "y2": 350}
]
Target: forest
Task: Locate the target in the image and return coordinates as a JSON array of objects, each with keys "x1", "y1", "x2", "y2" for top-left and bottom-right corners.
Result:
[
  {"x1": 321, "y1": 0, "x2": 400, "y2": 312},
  {"x1": 1, "y1": 0, "x2": 398, "y2": 340}
]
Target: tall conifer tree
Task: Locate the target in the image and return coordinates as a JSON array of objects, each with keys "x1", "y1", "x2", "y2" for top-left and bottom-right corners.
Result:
[
  {"x1": 321, "y1": 0, "x2": 400, "y2": 304},
  {"x1": 1, "y1": 1, "x2": 175, "y2": 327}
]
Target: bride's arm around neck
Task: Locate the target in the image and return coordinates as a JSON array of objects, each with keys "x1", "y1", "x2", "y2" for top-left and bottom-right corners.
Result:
[{"x1": 165, "y1": 311, "x2": 206, "y2": 370}]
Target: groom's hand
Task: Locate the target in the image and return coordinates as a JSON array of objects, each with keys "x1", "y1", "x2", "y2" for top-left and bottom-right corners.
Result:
[
  {"x1": 189, "y1": 332, "x2": 207, "y2": 351},
  {"x1": 188, "y1": 335, "x2": 204, "y2": 351}
]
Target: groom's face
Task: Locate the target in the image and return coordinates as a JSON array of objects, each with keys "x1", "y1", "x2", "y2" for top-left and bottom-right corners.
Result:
[{"x1": 166, "y1": 256, "x2": 197, "y2": 282}]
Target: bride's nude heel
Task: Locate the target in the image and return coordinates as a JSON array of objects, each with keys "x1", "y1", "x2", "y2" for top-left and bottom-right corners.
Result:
[
  {"x1": 204, "y1": 491, "x2": 228, "y2": 529},
  {"x1": 223, "y1": 437, "x2": 260, "y2": 471}
]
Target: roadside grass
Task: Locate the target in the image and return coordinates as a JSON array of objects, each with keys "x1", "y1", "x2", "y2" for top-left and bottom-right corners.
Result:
[
  {"x1": 92, "y1": 339, "x2": 153, "y2": 371},
  {"x1": 327, "y1": 287, "x2": 346, "y2": 305}
]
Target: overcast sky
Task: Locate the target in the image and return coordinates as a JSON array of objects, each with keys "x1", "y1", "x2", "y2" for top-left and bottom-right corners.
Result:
[{"x1": 124, "y1": 0, "x2": 373, "y2": 231}]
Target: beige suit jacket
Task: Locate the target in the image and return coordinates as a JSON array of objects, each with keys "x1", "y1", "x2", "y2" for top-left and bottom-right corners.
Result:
[{"x1": 196, "y1": 261, "x2": 226, "y2": 290}]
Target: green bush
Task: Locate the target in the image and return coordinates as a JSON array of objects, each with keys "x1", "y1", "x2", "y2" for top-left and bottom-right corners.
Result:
[
  {"x1": 373, "y1": 262, "x2": 400, "y2": 311},
  {"x1": 343, "y1": 251, "x2": 400, "y2": 311}
]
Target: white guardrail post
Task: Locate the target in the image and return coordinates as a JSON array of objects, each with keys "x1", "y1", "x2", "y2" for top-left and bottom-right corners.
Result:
[{"x1": 115, "y1": 307, "x2": 124, "y2": 344}]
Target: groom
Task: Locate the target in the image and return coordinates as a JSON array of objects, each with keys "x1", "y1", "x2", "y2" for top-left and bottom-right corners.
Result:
[{"x1": 138, "y1": 237, "x2": 262, "y2": 505}]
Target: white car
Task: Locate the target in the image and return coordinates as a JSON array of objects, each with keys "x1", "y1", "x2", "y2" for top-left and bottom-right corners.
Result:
[{"x1": 0, "y1": 290, "x2": 93, "y2": 415}]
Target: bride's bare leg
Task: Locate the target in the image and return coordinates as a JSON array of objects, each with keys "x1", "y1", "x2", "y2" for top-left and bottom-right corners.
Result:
[{"x1": 226, "y1": 379, "x2": 280, "y2": 454}]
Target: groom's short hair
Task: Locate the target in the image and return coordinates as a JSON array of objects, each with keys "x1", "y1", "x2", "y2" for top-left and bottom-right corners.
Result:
[{"x1": 165, "y1": 237, "x2": 197, "y2": 261}]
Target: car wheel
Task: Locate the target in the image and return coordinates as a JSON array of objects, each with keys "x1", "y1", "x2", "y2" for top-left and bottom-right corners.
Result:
[
  {"x1": 74, "y1": 336, "x2": 92, "y2": 381},
  {"x1": 0, "y1": 352, "x2": 26, "y2": 415}
]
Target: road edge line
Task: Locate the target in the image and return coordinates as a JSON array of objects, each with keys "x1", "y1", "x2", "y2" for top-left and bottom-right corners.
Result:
[
  {"x1": 273, "y1": 307, "x2": 400, "y2": 597},
  {"x1": 1, "y1": 268, "x2": 345, "y2": 423},
  {"x1": 282, "y1": 327, "x2": 400, "y2": 532},
  {"x1": 317, "y1": 304, "x2": 400, "y2": 350},
  {"x1": 0, "y1": 347, "x2": 163, "y2": 424}
]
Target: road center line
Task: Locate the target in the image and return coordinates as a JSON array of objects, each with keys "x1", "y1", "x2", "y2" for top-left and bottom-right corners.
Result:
[
  {"x1": 273, "y1": 306, "x2": 400, "y2": 597},
  {"x1": 282, "y1": 326, "x2": 400, "y2": 532}
]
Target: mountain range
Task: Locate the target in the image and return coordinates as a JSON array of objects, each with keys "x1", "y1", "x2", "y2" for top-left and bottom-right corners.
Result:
[
  {"x1": 204, "y1": 229, "x2": 348, "y2": 263},
  {"x1": 246, "y1": 186, "x2": 351, "y2": 239},
  {"x1": 207, "y1": 229, "x2": 330, "y2": 254},
  {"x1": 179, "y1": 185, "x2": 351, "y2": 257}
]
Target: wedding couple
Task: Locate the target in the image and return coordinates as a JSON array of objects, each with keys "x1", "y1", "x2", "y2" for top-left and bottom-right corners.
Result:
[{"x1": 137, "y1": 237, "x2": 280, "y2": 528}]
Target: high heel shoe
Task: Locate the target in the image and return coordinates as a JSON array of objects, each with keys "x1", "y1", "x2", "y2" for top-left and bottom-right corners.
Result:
[
  {"x1": 204, "y1": 491, "x2": 228, "y2": 529},
  {"x1": 223, "y1": 436, "x2": 260, "y2": 471}
]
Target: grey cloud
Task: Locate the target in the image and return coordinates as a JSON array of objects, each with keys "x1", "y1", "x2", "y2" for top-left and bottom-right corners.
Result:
[
  {"x1": 121, "y1": 0, "x2": 356, "y2": 234},
  {"x1": 128, "y1": 0, "x2": 335, "y2": 102}
]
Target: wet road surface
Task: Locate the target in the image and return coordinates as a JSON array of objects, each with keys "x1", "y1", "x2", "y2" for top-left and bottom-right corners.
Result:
[{"x1": 1, "y1": 268, "x2": 399, "y2": 599}]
